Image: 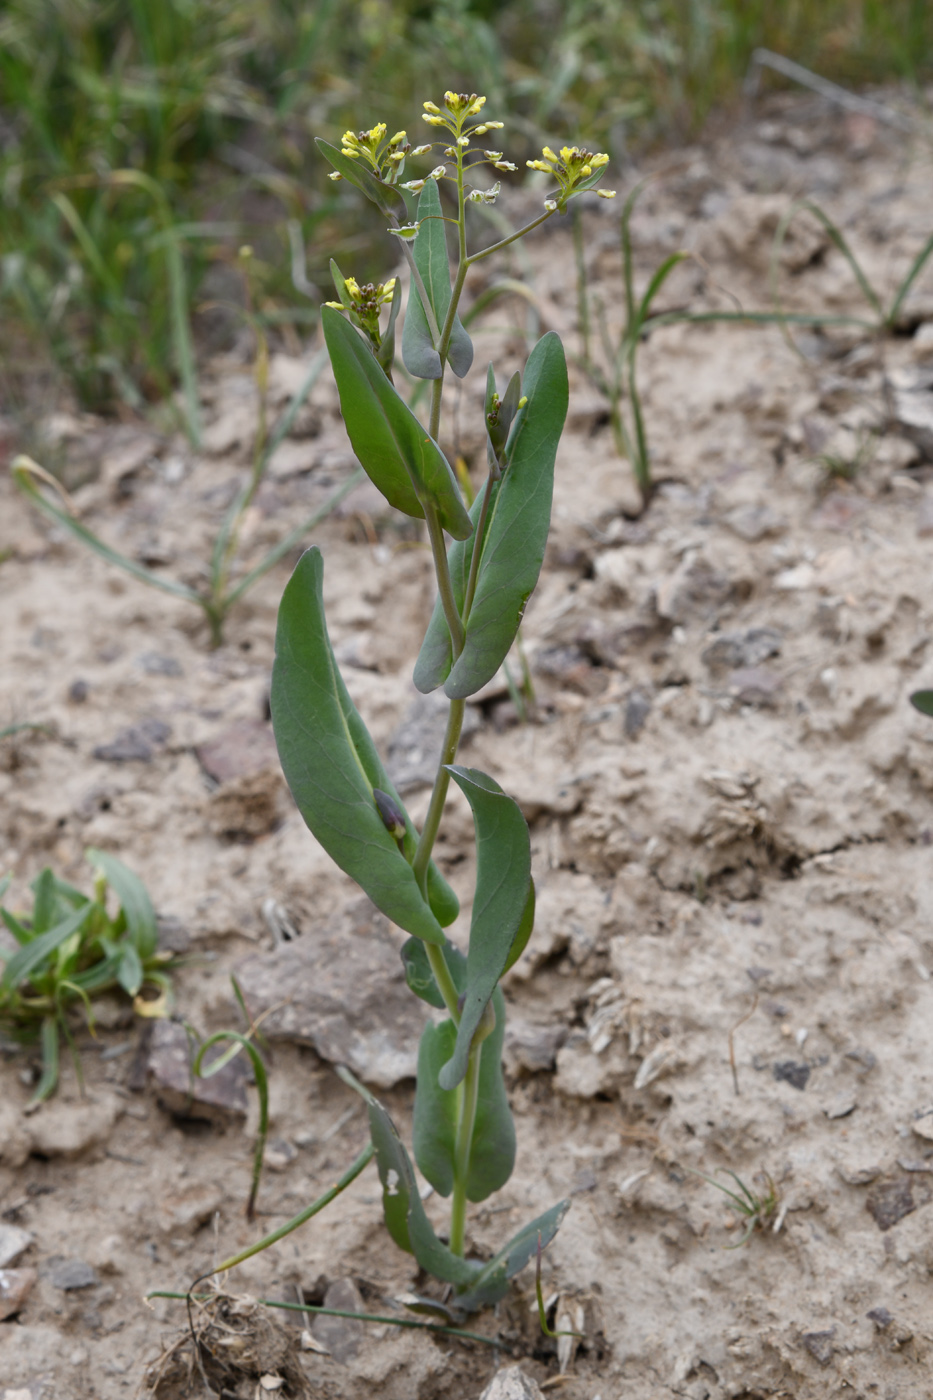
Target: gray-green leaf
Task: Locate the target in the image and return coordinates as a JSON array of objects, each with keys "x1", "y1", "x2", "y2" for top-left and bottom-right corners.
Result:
[
  {"x1": 323, "y1": 306, "x2": 472, "y2": 540},
  {"x1": 437, "y1": 767, "x2": 531, "y2": 1092},
  {"x1": 270, "y1": 548, "x2": 458, "y2": 944},
  {"x1": 413, "y1": 986, "x2": 515, "y2": 1201},
  {"x1": 444, "y1": 332, "x2": 567, "y2": 698},
  {"x1": 402, "y1": 178, "x2": 473, "y2": 380}
]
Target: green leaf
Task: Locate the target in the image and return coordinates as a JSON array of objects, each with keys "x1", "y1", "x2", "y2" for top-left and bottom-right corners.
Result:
[
  {"x1": 86, "y1": 848, "x2": 158, "y2": 959},
  {"x1": 401, "y1": 934, "x2": 466, "y2": 1009},
  {"x1": 270, "y1": 548, "x2": 457, "y2": 944},
  {"x1": 30, "y1": 869, "x2": 57, "y2": 934},
  {"x1": 376, "y1": 275, "x2": 403, "y2": 374},
  {"x1": 444, "y1": 333, "x2": 567, "y2": 698},
  {"x1": 1, "y1": 907, "x2": 31, "y2": 948},
  {"x1": 413, "y1": 986, "x2": 515, "y2": 1201},
  {"x1": 453, "y1": 1198, "x2": 571, "y2": 1311},
  {"x1": 413, "y1": 488, "x2": 487, "y2": 694},
  {"x1": 911, "y1": 690, "x2": 933, "y2": 718},
  {"x1": 323, "y1": 307, "x2": 472, "y2": 540},
  {"x1": 402, "y1": 179, "x2": 473, "y2": 380},
  {"x1": 340, "y1": 1070, "x2": 482, "y2": 1287},
  {"x1": 116, "y1": 942, "x2": 144, "y2": 997},
  {"x1": 1, "y1": 903, "x2": 95, "y2": 993},
  {"x1": 502, "y1": 878, "x2": 536, "y2": 976},
  {"x1": 315, "y1": 138, "x2": 407, "y2": 219},
  {"x1": 437, "y1": 767, "x2": 531, "y2": 1092},
  {"x1": 31, "y1": 1015, "x2": 61, "y2": 1104}
]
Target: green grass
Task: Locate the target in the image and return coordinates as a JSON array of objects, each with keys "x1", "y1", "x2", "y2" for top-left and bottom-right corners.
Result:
[{"x1": 1, "y1": 1, "x2": 930, "y2": 421}]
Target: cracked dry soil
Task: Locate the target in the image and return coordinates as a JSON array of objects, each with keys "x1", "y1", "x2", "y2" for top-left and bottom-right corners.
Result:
[{"x1": 2, "y1": 91, "x2": 933, "y2": 1399}]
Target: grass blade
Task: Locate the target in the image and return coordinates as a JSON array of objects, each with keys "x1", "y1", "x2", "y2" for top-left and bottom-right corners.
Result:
[
  {"x1": 12, "y1": 457, "x2": 202, "y2": 605},
  {"x1": 194, "y1": 1031, "x2": 268, "y2": 1220},
  {"x1": 887, "y1": 230, "x2": 933, "y2": 329}
]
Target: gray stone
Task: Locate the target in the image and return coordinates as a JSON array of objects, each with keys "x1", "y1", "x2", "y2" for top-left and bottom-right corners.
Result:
[
  {"x1": 866, "y1": 1175, "x2": 931, "y2": 1231},
  {"x1": 48, "y1": 1258, "x2": 98, "y2": 1291},
  {"x1": 656, "y1": 553, "x2": 734, "y2": 624},
  {"x1": 0, "y1": 1226, "x2": 33, "y2": 1269},
  {"x1": 624, "y1": 688, "x2": 653, "y2": 737},
  {"x1": 801, "y1": 1328, "x2": 835, "y2": 1366},
  {"x1": 773, "y1": 1060, "x2": 810, "y2": 1091},
  {"x1": 702, "y1": 627, "x2": 783, "y2": 674},
  {"x1": 724, "y1": 504, "x2": 786, "y2": 542},
  {"x1": 479, "y1": 1366, "x2": 546, "y2": 1400},
  {"x1": 147, "y1": 1020, "x2": 249, "y2": 1121},
  {"x1": 93, "y1": 718, "x2": 171, "y2": 763},
  {"x1": 727, "y1": 665, "x2": 784, "y2": 707},
  {"x1": 195, "y1": 719, "x2": 279, "y2": 784},
  {"x1": 504, "y1": 1019, "x2": 567, "y2": 1074},
  {"x1": 310, "y1": 1278, "x2": 365, "y2": 1364},
  {"x1": 137, "y1": 653, "x2": 183, "y2": 677},
  {"x1": 235, "y1": 898, "x2": 426, "y2": 1087}
]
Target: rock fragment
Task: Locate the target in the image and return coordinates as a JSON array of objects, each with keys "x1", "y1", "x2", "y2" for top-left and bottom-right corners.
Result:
[
  {"x1": 0, "y1": 1269, "x2": 37, "y2": 1320},
  {"x1": 0, "y1": 1226, "x2": 33, "y2": 1269},
  {"x1": 195, "y1": 719, "x2": 279, "y2": 784},
  {"x1": 701, "y1": 627, "x2": 782, "y2": 674},
  {"x1": 773, "y1": 1060, "x2": 810, "y2": 1091},
  {"x1": 93, "y1": 718, "x2": 171, "y2": 763},
  {"x1": 801, "y1": 1328, "x2": 835, "y2": 1366},
  {"x1": 47, "y1": 1258, "x2": 98, "y2": 1291},
  {"x1": 147, "y1": 1020, "x2": 249, "y2": 1122},
  {"x1": 866, "y1": 1175, "x2": 932, "y2": 1231},
  {"x1": 479, "y1": 1366, "x2": 546, "y2": 1400},
  {"x1": 235, "y1": 898, "x2": 426, "y2": 1087},
  {"x1": 27, "y1": 1094, "x2": 122, "y2": 1158},
  {"x1": 310, "y1": 1278, "x2": 365, "y2": 1364}
]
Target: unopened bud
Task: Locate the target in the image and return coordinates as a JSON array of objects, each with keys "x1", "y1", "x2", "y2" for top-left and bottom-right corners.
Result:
[{"x1": 373, "y1": 788, "x2": 407, "y2": 852}]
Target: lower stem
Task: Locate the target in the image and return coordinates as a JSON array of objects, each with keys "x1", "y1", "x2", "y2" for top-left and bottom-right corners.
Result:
[{"x1": 449, "y1": 1039, "x2": 483, "y2": 1256}]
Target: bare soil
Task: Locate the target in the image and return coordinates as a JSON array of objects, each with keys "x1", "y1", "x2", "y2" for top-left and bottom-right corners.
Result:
[{"x1": 2, "y1": 92, "x2": 933, "y2": 1400}]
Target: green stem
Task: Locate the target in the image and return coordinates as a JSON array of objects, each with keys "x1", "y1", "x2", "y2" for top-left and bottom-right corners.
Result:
[
  {"x1": 449, "y1": 1038, "x2": 483, "y2": 1256},
  {"x1": 426, "y1": 941, "x2": 461, "y2": 1023},
  {"x1": 411, "y1": 696, "x2": 465, "y2": 892},
  {"x1": 424, "y1": 504, "x2": 465, "y2": 656},
  {"x1": 146, "y1": 1292, "x2": 501, "y2": 1348},
  {"x1": 208, "y1": 1141, "x2": 374, "y2": 1275},
  {"x1": 465, "y1": 210, "x2": 554, "y2": 268},
  {"x1": 461, "y1": 469, "x2": 496, "y2": 627}
]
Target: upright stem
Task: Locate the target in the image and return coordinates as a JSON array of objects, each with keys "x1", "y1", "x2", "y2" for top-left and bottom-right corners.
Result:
[
  {"x1": 412, "y1": 696, "x2": 465, "y2": 891},
  {"x1": 449, "y1": 1039, "x2": 483, "y2": 1256},
  {"x1": 424, "y1": 504, "x2": 464, "y2": 656}
]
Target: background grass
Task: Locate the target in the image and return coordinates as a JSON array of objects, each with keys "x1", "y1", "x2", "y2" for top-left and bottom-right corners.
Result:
[{"x1": 1, "y1": 0, "x2": 930, "y2": 425}]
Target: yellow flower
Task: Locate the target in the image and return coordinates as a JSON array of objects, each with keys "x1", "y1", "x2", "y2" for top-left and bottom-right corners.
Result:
[{"x1": 526, "y1": 142, "x2": 613, "y2": 211}]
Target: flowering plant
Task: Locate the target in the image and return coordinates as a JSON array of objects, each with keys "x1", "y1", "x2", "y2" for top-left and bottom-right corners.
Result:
[{"x1": 268, "y1": 91, "x2": 613, "y2": 1317}]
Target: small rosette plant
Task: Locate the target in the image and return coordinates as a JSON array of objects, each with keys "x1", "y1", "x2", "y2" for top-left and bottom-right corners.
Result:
[{"x1": 270, "y1": 91, "x2": 613, "y2": 1317}]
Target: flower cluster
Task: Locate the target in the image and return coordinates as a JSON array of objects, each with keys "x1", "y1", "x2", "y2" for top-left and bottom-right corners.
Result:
[
  {"x1": 526, "y1": 145, "x2": 616, "y2": 212},
  {"x1": 412, "y1": 91, "x2": 512, "y2": 203},
  {"x1": 328, "y1": 124, "x2": 418, "y2": 184},
  {"x1": 325, "y1": 275, "x2": 397, "y2": 347}
]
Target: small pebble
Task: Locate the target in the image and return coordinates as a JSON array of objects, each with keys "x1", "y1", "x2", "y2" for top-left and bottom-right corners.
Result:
[{"x1": 48, "y1": 1258, "x2": 98, "y2": 1291}]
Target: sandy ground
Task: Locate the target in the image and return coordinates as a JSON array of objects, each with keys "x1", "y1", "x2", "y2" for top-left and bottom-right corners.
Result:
[{"x1": 2, "y1": 91, "x2": 933, "y2": 1400}]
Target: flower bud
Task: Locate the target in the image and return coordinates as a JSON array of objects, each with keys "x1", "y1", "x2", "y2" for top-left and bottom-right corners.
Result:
[{"x1": 373, "y1": 788, "x2": 407, "y2": 852}]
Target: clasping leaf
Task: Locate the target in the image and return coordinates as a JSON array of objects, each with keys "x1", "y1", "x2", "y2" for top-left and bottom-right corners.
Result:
[
  {"x1": 437, "y1": 767, "x2": 532, "y2": 1092},
  {"x1": 402, "y1": 178, "x2": 473, "y2": 380},
  {"x1": 414, "y1": 333, "x2": 568, "y2": 697},
  {"x1": 270, "y1": 548, "x2": 458, "y2": 943},
  {"x1": 323, "y1": 306, "x2": 472, "y2": 540}
]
